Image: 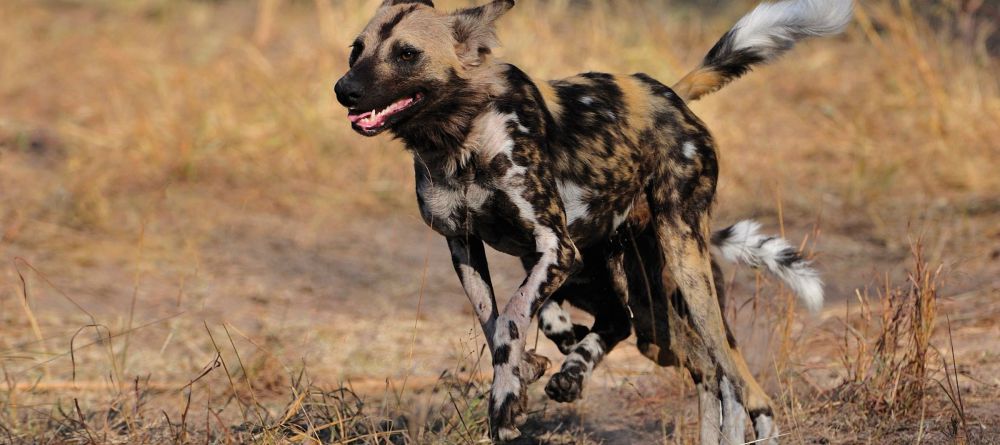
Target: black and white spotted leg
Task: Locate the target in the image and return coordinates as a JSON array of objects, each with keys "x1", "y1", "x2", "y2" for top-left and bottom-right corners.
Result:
[
  {"x1": 538, "y1": 297, "x2": 590, "y2": 355},
  {"x1": 546, "y1": 249, "x2": 631, "y2": 403},
  {"x1": 489, "y1": 228, "x2": 578, "y2": 442},
  {"x1": 447, "y1": 236, "x2": 499, "y2": 346},
  {"x1": 544, "y1": 307, "x2": 631, "y2": 404},
  {"x1": 545, "y1": 332, "x2": 605, "y2": 403},
  {"x1": 450, "y1": 235, "x2": 552, "y2": 439}
]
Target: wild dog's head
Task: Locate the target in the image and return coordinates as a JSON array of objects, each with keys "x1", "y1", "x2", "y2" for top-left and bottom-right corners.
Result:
[{"x1": 335, "y1": 0, "x2": 514, "y2": 137}]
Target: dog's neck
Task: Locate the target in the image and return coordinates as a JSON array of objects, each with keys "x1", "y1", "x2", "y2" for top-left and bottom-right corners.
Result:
[{"x1": 394, "y1": 63, "x2": 514, "y2": 177}]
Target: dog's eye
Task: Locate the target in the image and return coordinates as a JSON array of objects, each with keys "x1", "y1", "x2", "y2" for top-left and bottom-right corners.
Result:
[
  {"x1": 399, "y1": 48, "x2": 420, "y2": 62},
  {"x1": 349, "y1": 41, "x2": 364, "y2": 67}
]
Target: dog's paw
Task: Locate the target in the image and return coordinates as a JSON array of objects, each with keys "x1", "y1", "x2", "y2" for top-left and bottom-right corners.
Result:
[
  {"x1": 489, "y1": 391, "x2": 523, "y2": 442},
  {"x1": 520, "y1": 350, "x2": 551, "y2": 384},
  {"x1": 545, "y1": 366, "x2": 585, "y2": 403}
]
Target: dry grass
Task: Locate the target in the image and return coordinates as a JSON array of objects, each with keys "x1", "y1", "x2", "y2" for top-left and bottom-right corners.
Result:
[
  {"x1": 1, "y1": 0, "x2": 999, "y2": 443},
  {"x1": 838, "y1": 240, "x2": 941, "y2": 419}
]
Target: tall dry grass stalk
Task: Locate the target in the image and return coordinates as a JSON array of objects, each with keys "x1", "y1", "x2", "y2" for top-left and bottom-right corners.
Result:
[{"x1": 839, "y1": 239, "x2": 942, "y2": 419}]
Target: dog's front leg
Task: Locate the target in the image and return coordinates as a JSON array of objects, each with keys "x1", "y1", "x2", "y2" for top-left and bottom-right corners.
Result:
[
  {"x1": 490, "y1": 224, "x2": 579, "y2": 441},
  {"x1": 449, "y1": 235, "x2": 556, "y2": 436},
  {"x1": 447, "y1": 236, "x2": 500, "y2": 346}
]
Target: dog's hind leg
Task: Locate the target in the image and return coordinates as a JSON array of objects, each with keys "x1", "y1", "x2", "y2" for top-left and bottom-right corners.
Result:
[
  {"x1": 543, "y1": 247, "x2": 632, "y2": 402},
  {"x1": 651, "y1": 211, "x2": 757, "y2": 444},
  {"x1": 645, "y1": 128, "x2": 771, "y2": 443}
]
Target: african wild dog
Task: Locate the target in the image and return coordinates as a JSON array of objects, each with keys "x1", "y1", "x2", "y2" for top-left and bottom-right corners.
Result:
[{"x1": 334, "y1": 0, "x2": 851, "y2": 443}]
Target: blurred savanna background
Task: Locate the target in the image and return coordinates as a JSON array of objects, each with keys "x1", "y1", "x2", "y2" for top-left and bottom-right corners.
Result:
[{"x1": 1, "y1": 0, "x2": 998, "y2": 443}]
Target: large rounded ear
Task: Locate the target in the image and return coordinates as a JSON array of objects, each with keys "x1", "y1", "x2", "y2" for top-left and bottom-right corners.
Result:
[
  {"x1": 451, "y1": 0, "x2": 515, "y2": 67},
  {"x1": 380, "y1": 0, "x2": 434, "y2": 8}
]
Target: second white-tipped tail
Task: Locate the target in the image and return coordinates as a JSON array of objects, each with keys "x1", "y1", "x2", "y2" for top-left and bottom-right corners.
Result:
[{"x1": 712, "y1": 220, "x2": 824, "y2": 313}]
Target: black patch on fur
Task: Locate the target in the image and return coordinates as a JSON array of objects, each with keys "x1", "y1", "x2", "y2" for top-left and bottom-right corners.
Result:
[
  {"x1": 631, "y1": 72, "x2": 673, "y2": 96},
  {"x1": 379, "y1": 5, "x2": 419, "y2": 40},
  {"x1": 775, "y1": 248, "x2": 804, "y2": 268},
  {"x1": 549, "y1": 73, "x2": 626, "y2": 151},
  {"x1": 383, "y1": 0, "x2": 433, "y2": 8},
  {"x1": 712, "y1": 224, "x2": 735, "y2": 246},
  {"x1": 703, "y1": 30, "x2": 768, "y2": 81},
  {"x1": 493, "y1": 344, "x2": 511, "y2": 365},
  {"x1": 508, "y1": 320, "x2": 519, "y2": 340},
  {"x1": 348, "y1": 40, "x2": 364, "y2": 67},
  {"x1": 749, "y1": 407, "x2": 774, "y2": 420},
  {"x1": 490, "y1": 154, "x2": 512, "y2": 176},
  {"x1": 756, "y1": 236, "x2": 776, "y2": 248}
]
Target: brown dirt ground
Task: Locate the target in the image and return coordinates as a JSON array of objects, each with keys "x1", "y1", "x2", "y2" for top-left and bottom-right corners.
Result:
[{"x1": 2, "y1": 198, "x2": 999, "y2": 443}]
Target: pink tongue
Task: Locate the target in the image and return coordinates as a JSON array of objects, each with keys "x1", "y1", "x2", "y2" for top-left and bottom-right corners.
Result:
[
  {"x1": 347, "y1": 96, "x2": 415, "y2": 129},
  {"x1": 348, "y1": 112, "x2": 371, "y2": 124}
]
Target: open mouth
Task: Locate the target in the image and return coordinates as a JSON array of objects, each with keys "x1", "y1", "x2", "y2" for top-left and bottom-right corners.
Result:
[{"x1": 348, "y1": 92, "x2": 425, "y2": 135}]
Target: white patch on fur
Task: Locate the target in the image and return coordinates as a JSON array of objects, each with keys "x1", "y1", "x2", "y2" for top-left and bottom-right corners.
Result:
[
  {"x1": 557, "y1": 180, "x2": 590, "y2": 225},
  {"x1": 417, "y1": 182, "x2": 491, "y2": 232},
  {"x1": 455, "y1": 261, "x2": 496, "y2": 335},
  {"x1": 564, "y1": 333, "x2": 605, "y2": 375},
  {"x1": 698, "y1": 383, "x2": 723, "y2": 445},
  {"x1": 731, "y1": 0, "x2": 853, "y2": 61},
  {"x1": 579, "y1": 96, "x2": 595, "y2": 105},
  {"x1": 611, "y1": 203, "x2": 633, "y2": 231},
  {"x1": 490, "y1": 365, "x2": 521, "y2": 402},
  {"x1": 682, "y1": 141, "x2": 698, "y2": 159},
  {"x1": 754, "y1": 413, "x2": 779, "y2": 445},
  {"x1": 465, "y1": 183, "x2": 490, "y2": 210},
  {"x1": 509, "y1": 113, "x2": 530, "y2": 134},
  {"x1": 539, "y1": 300, "x2": 572, "y2": 335},
  {"x1": 603, "y1": 110, "x2": 617, "y2": 121},
  {"x1": 720, "y1": 376, "x2": 748, "y2": 443},
  {"x1": 418, "y1": 183, "x2": 462, "y2": 230},
  {"x1": 469, "y1": 111, "x2": 517, "y2": 161},
  {"x1": 714, "y1": 220, "x2": 824, "y2": 313}
]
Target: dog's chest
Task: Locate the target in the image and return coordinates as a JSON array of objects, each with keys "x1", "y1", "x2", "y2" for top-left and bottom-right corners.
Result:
[
  {"x1": 416, "y1": 176, "x2": 491, "y2": 233},
  {"x1": 416, "y1": 173, "x2": 536, "y2": 255}
]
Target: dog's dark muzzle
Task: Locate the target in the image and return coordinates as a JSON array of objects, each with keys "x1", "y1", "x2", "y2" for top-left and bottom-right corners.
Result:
[{"x1": 334, "y1": 73, "x2": 364, "y2": 108}]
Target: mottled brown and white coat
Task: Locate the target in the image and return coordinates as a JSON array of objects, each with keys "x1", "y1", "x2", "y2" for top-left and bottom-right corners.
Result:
[{"x1": 334, "y1": 0, "x2": 851, "y2": 442}]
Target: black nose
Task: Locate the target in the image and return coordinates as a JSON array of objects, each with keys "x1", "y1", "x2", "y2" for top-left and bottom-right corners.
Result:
[{"x1": 334, "y1": 75, "x2": 363, "y2": 108}]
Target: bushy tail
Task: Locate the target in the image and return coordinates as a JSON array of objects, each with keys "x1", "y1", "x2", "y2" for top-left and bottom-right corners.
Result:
[
  {"x1": 711, "y1": 220, "x2": 824, "y2": 313},
  {"x1": 673, "y1": 0, "x2": 853, "y2": 101}
]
